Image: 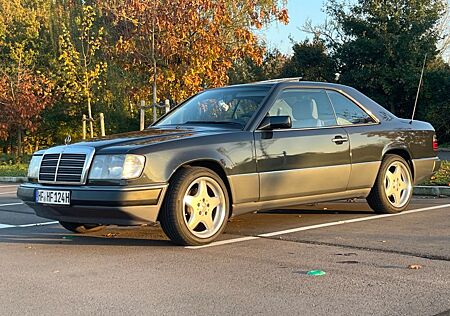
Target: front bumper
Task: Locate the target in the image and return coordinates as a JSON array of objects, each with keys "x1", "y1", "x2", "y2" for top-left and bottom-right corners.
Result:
[{"x1": 17, "y1": 183, "x2": 168, "y2": 225}]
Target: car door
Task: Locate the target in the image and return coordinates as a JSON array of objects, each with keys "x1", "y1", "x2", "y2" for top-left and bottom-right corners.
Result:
[{"x1": 255, "y1": 88, "x2": 351, "y2": 201}]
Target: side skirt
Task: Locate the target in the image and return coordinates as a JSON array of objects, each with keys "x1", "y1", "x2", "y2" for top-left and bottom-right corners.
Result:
[{"x1": 231, "y1": 188, "x2": 371, "y2": 217}]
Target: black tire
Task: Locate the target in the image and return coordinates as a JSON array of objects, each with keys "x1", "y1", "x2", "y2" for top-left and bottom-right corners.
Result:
[
  {"x1": 159, "y1": 166, "x2": 230, "y2": 246},
  {"x1": 367, "y1": 154, "x2": 413, "y2": 214},
  {"x1": 59, "y1": 221, "x2": 106, "y2": 233}
]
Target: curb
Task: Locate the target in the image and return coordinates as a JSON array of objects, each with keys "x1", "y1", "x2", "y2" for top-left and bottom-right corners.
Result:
[
  {"x1": 0, "y1": 176, "x2": 28, "y2": 183},
  {"x1": 413, "y1": 186, "x2": 450, "y2": 197}
]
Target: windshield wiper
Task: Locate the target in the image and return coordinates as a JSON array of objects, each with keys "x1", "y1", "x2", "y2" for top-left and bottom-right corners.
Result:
[{"x1": 184, "y1": 121, "x2": 244, "y2": 127}]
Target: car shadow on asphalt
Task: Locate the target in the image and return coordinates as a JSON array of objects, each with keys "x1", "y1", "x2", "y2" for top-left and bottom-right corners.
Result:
[{"x1": 0, "y1": 206, "x2": 376, "y2": 247}]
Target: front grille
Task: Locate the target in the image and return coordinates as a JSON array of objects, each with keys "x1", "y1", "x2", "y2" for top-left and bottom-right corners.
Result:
[{"x1": 39, "y1": 153, "x2": 87, "y2": 184}]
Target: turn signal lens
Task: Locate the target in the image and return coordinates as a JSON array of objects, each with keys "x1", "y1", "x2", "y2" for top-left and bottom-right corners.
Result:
[{"x1": 27, "y1": 155, "x2": 42, "y2": 179}]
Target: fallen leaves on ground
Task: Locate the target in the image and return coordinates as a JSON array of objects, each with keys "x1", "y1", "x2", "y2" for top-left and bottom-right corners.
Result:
[
  {"x1": 408, "y1": 264, "x2": 423, "y2": 270},
  {"x1": 103, "y1": 233, "x2": 119, "y2": 238}
]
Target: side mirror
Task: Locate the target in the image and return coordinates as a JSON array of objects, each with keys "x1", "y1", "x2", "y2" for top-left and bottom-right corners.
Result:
[{"x1": 259, "y1": 115, "x2": 292, "y2": 130}]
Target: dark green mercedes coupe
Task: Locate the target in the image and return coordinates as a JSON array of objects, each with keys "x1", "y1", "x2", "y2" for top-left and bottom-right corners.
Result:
[{"x1": 18, "y1": 79, "x2": 441, "y2": 245}]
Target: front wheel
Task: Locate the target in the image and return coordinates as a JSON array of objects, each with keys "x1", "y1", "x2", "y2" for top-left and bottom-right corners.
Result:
[
  {"x1": 159, "y1": 166, "x2": 230, "y2": 246},
  {"x1": 59, "y1": 221, "x2": 106, "y2": 233},
  {"x1": 367, "y1": 154, "x2": 413, "y2": 214}
]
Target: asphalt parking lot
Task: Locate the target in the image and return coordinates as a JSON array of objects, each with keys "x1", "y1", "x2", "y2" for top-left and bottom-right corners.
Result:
[{"x1": 0, "y1": 183, "x2": 449, "y2": 316}]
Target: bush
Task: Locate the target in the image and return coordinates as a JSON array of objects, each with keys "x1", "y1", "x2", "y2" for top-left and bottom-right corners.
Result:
[
  {"x1": 422, "y1": 161, "x2": 450, "y2": 186},
  {"x1": 0, "y1": 163, "x2": 28, "y2": 177},
  {"x1": 0, "y1": 154, "x2": 32, "y2": 165}
]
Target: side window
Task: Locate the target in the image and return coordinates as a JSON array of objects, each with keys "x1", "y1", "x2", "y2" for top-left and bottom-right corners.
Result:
[
  {"x1": 327, "y1": 90, "x2": 375, "y2": 125},
  {"x1": 268, "y1": 89, "x2": 337, "y2": 129}
]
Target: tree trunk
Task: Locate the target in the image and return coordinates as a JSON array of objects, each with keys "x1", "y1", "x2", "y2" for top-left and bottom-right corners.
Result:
[
  {"x1": 152, "y1": 7, "x2": 157, "y2": 124},
  {"x1": 17, "y1": 127, "x2": 22, "y2": 157}
]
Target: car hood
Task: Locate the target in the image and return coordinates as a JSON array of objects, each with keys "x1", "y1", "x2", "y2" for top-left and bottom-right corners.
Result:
[{"x1": 57, "y1": 126, "x2": 236, "y2": 153}]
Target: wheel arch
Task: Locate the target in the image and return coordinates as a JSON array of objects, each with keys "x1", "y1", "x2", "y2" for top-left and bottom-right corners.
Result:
[
  {"x1": 169, "y1": 159, "x2": 234, "y2": 216},
  {"x1": 381, "y1": 146, "x2": 415, "y2": 180}
]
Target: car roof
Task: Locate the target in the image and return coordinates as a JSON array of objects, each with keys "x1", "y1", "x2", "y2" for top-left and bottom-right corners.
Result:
[{"x1": 227, "y1": 78, "x2": 352, "y2": 90}]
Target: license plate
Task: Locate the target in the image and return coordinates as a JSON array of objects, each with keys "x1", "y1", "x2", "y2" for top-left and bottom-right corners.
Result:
[{"x1": 36, "y1": 190, "x2": 71, "y2": 205}]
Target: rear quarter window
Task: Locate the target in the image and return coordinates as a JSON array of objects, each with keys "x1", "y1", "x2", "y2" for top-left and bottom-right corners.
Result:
[{"x1": 327, "y1": 90, "x2": 375, "y2": 125}]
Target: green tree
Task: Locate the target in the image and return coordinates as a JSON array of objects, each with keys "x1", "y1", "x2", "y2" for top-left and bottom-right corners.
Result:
[
  {"x1": 325, "y1": 0, "x2": 445, "y2": 117},
  {"x1": 58, "y1": 5, "x2": 107, "y2": 138},
  {"x1": 281, "y1": 37, "x2": 336, "y2": 81},
  {"x1": 228, "y1": 48, "x2": 287, "y2": 84},
  {"x1": 420, "y1": 60, "x2": 450, "y2": 143}
]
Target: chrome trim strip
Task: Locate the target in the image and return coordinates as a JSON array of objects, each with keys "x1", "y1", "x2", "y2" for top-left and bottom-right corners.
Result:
[
  {"x1": 20, "y1": 183, "x2": 168, "y2": 192},
  {"x1": 351, "y1": 161, "x2": 382, "y2": 166},
  {"x1": 255, "y1": 122, "x2": 379, "y2": 133},
  {"x1": 411, "y1": 157, "x2": 439, "y2": 162},
  {"x1": 257, "y1": 163, "x2": 349, "y2": 174},
  {"x1": 54, "y1": 153, "x2": 62, "y2": 182},
  {"x1": 227, "y1": 173, "x2": 258, "y2": 178}
]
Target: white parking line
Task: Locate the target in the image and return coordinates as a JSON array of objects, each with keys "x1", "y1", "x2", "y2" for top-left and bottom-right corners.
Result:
[
  {"x1": 0, "y1": 185, "x2": 19, "y2": 188},
  {"x1": 0, "y1": 224, "x2": 15, "y2": 229},
  {"x1": 0, "y1": 221, "x2": 58, "y2": 230},
  {"x1": 0, "y1": 201, "x2": 59, "y2": 229},
  {"x1": 185, "y1": 236, "x2": 259, "y2": 249},
  {"x1": 186, "y1": 203, "x2": 450, "y2": 249},
  {"x1": 0, "y1": 202, "x2": 24, "y2": 207},
  {"x1": 16, "y1": 221, "x2": 59, "y2": 228},
  {"x1": 0, "y1": 191, "x2": 16, "y2": 195}
]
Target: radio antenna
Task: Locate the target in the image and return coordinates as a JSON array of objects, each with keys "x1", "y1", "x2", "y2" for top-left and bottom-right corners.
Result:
[{"x1": 410, "y1": 54, "x2": 427, "y2": 124}]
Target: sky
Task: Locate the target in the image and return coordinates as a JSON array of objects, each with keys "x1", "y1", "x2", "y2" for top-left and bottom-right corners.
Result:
[
  {"x1": 261, "y1": 0, "x2": 328, "y2": 55},
  {"x1": 262, "y1": 0, "x2": 450, "y2": 60}
]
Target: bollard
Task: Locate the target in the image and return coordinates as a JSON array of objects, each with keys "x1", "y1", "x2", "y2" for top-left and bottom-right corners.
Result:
[
  {"x1": 82, "y1": 114, "x2": 87, "y2": 140},
  {"x1": 140, "y1": 100, "x2": 145, "y2": 131},
  {"x1": 99, "y1": 112, "x2": 105, "y2": 137},
  {"x1": 165, "y1": 99, "x2": 170, "y2": 114}
]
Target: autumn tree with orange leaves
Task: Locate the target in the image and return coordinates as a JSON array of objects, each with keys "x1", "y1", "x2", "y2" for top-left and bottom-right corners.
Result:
[
  {"x1": 104, "y1": 0, "x2": 288, "y2": 103},
  {"x1": 0, "y1": 72, "x2": 53, "y2": 154},
  {"x1": 0, "y1": 0, "x2": 54, "y2": 155}
]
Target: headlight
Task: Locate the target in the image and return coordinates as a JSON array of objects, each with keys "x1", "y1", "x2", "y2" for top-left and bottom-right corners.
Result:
[
  {"x1": 88, "y1": 154, "x2": 145, "y2": 180},
  {"x1": 27, "y1": 155, "x2": 42, "y2": 179}
]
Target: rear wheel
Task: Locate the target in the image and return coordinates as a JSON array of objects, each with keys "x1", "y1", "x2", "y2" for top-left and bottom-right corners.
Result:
[
  {"x1": 59, "y1": 221, "x2": 106, "y2": 233},
  {"x1": 367, "y1": 154, "x2": 413, "y2": 214},
  {"x1": 159, "y1": 166, "x2": 230, "y2": 246}
]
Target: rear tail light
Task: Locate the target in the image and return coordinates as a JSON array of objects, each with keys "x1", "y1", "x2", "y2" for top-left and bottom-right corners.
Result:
[{"x1": 432, "y1": 135, "x2": 438, "y2": 151}]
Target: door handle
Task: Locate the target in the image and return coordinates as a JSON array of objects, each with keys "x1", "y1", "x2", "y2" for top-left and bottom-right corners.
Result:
[{"x1": 332, "y1": 136, "x2": 349, "y2": 144}]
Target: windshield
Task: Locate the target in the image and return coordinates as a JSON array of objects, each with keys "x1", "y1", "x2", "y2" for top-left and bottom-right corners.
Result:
[{"x1": 156, "y1": 86, "x2": 271, "y2": 128}]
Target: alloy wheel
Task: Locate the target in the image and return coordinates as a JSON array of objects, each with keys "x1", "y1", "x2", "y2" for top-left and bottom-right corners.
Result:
[
  {"x1": 383, "y1": 161, "x2": 412, "y2": 208},
  {"x1": 182, "y1": 176, "x2": 227, "y2": 239}
]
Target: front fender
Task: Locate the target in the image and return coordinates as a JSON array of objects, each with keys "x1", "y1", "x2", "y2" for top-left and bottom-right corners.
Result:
[{"x1": 141, "y1": 132, "x2": 256, "y2": 183}]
